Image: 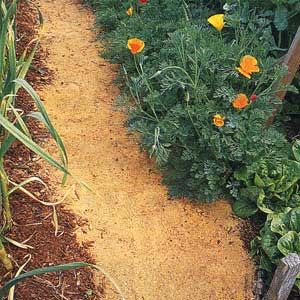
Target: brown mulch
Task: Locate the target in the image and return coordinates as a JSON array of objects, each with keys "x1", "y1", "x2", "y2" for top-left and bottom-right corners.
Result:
[{"x1": 0, "y1": 1, "x2": 103, "y2": 299}]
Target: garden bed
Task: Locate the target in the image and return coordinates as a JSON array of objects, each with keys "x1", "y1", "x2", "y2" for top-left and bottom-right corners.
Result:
[{"x1": 0, "y1": 1, "x2": 102, "y2": 299}]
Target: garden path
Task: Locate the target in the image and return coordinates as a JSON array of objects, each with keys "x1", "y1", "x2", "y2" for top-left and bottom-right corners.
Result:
[{"x1": 39, "y1": 0, "x2": 255, "y2": 299}]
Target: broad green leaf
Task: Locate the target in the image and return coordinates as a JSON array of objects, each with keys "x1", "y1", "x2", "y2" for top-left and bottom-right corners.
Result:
[
  {"x1": 233, "y1": 199, "x2": 258, "y2": 218},
  {"x1": 289, "y1": 194, "x2": 300, "y2": 208},
  {"x1": 254, "y1": 173, "x2": 265, "y2": 188},
  {"x1": 260, "y1": 253, "x2": 274, "y2": 273},
  {"x1": 295, "y1": 279, "x2": 300, "y2": 290},
  {"x1": 293, "y1": 140, "x2": 300, "y2": 162},
  {"x1": 15, "y1": 43, "x2": 38, "y2": 87},
  {"x1": 261, "y1": 224, "x2": 281, "y2": 262},
  {"x1": 289, "y1": 208, "x2": 300, "y2": 232},
  {"x1": 275, "y1": 160, "x2": 300, "y2": 193},
  {"x1": 234, "y1": 168, "x2": 251, "y2": 185},
  {"x1": 270, "y1": 212, "x2": 290, "y2": 236},
  {"x1": 0, "y1": 3, "x2": 14, "y2": 88},
  {"x1": 257, "y1": 189, "x2": 275, "y2": 214},
  {"x1": 277, "y1": 231, "x2": 300, "y2": 256}
]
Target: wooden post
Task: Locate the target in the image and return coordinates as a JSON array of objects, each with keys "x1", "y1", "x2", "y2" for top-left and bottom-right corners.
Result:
[
  {"x1": 265, "y1": 253, "x2": 300, "y2": 300},
  {"x1": 267, "y1": 26, "x2": 300, "y2": 125},
  {"x1": 277, "y1": 26, "x2": 300, "y2": 100}
]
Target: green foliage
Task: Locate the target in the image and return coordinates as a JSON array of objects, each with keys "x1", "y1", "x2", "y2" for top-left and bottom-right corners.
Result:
[
  {"x1": 222, "y1": 0, "x2": 300, "y2": 49},
  {"x1": 251, "y1": 208, "x2": 300, "y2": 288},
  {"x1": 232, "y1": 142, "x2": 300, "y2": 218},
  {"x1": 103, "y1": 3, "x2": 291, "y2": 201},
  {"x1": 232, "y1": 140, "x2": 300, "y2": 291}
]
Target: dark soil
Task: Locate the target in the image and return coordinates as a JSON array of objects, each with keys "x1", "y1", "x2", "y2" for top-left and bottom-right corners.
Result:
[
  {"x1": 282, "y1": 73, "x2": 300, "y2": 141},
  {"x1": 0, "y1": 1, "x2": 103, "y2": 299},
  {"x1": 238, "y1": 218, "x2": 261, "y2": 251}
]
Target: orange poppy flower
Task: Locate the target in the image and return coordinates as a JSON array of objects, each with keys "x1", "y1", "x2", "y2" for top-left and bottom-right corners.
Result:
[
  {"x1": 232, "y1": 93, "x2": 249, "y2": 109},
  {"x1": 236, "y1": 55, "x2": 260, "y2": 79},
  {"x1": 213, "y1": 114, "x2": 225, "y2": 127},
  {"x1": 127, "y1": 38, "x2": 145, "y2": 55},
  {"x1": 207, "y1": 14, "x2": 225, "y2": 32},
  {"x1": 127, "y1": 7, "x2": 133, "y2": 16}
]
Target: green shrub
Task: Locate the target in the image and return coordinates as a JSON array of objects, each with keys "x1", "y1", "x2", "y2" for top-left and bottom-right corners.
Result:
[{"x1": 121, "y1": 8, "x2": 292, "y2": 201}]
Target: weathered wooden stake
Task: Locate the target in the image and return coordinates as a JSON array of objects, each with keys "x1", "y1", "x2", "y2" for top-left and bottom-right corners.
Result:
[
  {"x1": 277, "y1": 26, "x2": 300, "y2": 100},
  {"x1": 267, "y1": 26, "x2": 300, "y2": 125},
  {"x1": 265, "y1": 253, "x2": 300, "y2": 300}
]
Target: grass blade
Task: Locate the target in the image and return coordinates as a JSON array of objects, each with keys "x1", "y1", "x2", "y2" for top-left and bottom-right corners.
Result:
[
  {"x1": 0, "y1": 113, "x2": 69, "y2": 175},
  {"x1": 0, "y1": 262, "x2": 126, "y2": 300}
]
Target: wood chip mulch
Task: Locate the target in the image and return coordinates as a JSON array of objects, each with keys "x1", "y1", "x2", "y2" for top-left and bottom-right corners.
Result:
[{"x1": 0, "y1": 1, "x2": 103, "y2": 299}]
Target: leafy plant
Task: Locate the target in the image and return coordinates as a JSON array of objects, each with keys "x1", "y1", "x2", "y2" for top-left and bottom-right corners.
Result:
[
  {"x1": 0, "y1": 0, "x2": 68, "y2": 269},
  {"x1": 126, "y1": 17, "x2": 291, "y2": 201},
  {"x1": 252, "y1": 207, "x2": 300, "y2": 289},
  {"x1": 232, "y1": 140, "x2": 300, "y2": 218},
  {"x1": 220, "y1": 0, "x2": 300, "y2": 50},
  {"x1": 232, "y1": 141, "x2": 300, "y2": 218}
]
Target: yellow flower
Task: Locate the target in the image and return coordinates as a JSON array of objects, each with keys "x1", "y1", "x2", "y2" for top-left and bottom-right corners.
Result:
[
  {"x1": 213, "y1": 114, "x2": 225, "y2": 127},
  {"x1": 208, "y1": 14, "x2": 225, "y2": 32},
  {"x1": 232, "y1": 93, "x2": 249, "y2": 109},
  {"x1": 236, "y1": 55, "x2": 260, "y2": 79},
  {"x1": 127, "y1": 38, "x2": 145, "y2": 55},
  {"x1": 126, "y1": 7, "x2": 133, "y2": 16}
]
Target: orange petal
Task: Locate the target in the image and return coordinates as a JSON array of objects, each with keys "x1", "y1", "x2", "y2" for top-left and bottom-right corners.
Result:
[
  {"x1": 240, "y1": 55, "x2": 257, "y2": 67},
  {"x1": 250, "y1": 65, "x2": 260, "y2": 73},
  {"x1": 232, "y1": 93, "x2": 249, "y2": 109},
  {"x1": 236, "y1": 67, "x2": 251, "y2": 79},
  {"x1": 127, "y1": 38, "x2": 145, "y2": 54},
  {"x1": 240, "y1": 55, "x2": 260, "y2": 73}
]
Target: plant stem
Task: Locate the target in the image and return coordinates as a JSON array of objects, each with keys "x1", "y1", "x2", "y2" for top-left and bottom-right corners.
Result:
[
  {"x1": 0, "y1": 160, "x2": 12, "y2": 229},
  {"x1": 0, "y1": 239, "x2": 12, "y2": 270}
]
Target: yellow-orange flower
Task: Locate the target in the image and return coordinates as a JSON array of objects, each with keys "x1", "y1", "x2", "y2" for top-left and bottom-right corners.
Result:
[
  {"x1": 213, "y1": 114, "x2": 225, "y2": 127},
  {"x1": 126, "y1": 7, "x2": 133, "y2": 16},
  {"x1": 232, "y1": 93, "x2": 249, "y2": 109},
  {"x1": 208, "y1": 14, "x2": 225, "y2": 32},
  {"x1": 236, "y1": 55, "x2": 260, "y2": 79},
  {"x1": 127, "y1": 38, "x2": 145, "y2": 55}
]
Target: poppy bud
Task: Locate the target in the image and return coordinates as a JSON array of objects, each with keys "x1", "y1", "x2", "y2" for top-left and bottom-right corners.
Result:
[{"x1": 250, "y1": 94, "x2": 258, "y2": 102}]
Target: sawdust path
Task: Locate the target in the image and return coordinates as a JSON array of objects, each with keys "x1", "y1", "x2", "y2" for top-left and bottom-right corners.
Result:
[{"x1": 39, "y1": 0, "x2": 255, "y2": 299}]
